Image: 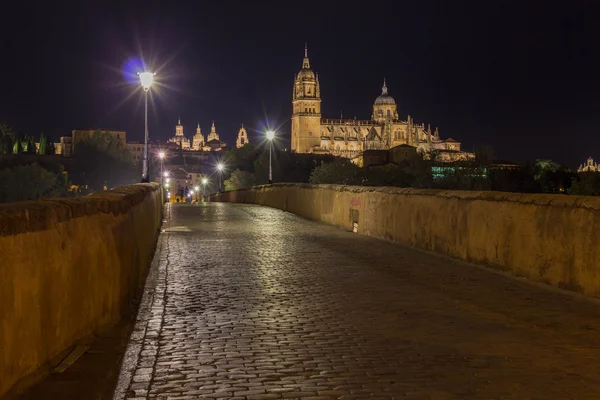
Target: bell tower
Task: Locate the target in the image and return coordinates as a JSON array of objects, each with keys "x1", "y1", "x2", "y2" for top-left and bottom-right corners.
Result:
[{"x1": 291, "y1": 44, "x2": 321, "y2": 153}]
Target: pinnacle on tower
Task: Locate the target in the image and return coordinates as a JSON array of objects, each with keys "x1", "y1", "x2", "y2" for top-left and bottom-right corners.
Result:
[
  {"x1": 178, "y1": 117, "x2": 181, "y2": 125},
  {"x1": 382, "y1": 78, "x2": 388, "y2": 95},
  {"x1": 211, "y1": 121, "x2": 216, "y2": 132},
  {"x1": 302, "y1": 42, "x2": 310, "y2": 69}
]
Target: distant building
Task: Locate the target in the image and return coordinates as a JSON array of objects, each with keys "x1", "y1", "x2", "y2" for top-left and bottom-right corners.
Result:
[
  {"x1": 578, "y1": 157, "x2": 600, "y2": 172},
  {"x1": 167, "y1": 119, "x2": 228, "y2": 152},
  {"x1": 168, "y1": 119, "x2": 191, "y2": 150},
  {"x1": 291, "y1": 44, "x2": 474, "y2": 162},
  {"x1": 192, "y1": 123, "x2": 204, "y2": 150},
  {"x1": 236, "y1": 125, "x2": 249, "y2": 148}
]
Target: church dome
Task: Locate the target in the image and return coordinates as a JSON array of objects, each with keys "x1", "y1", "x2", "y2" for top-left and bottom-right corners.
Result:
[{"x1": 374, "y1": 79, "x2": 395, "y2": 105}]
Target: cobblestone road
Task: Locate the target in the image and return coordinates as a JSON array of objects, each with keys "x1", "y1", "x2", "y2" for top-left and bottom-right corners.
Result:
[{"x1": 115, "y1": 203, "x2": 600, "y2": 399}]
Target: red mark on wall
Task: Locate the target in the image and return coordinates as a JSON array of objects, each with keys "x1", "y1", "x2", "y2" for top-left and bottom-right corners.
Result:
[{"x1": 350, "y1": 198, "x2": 361, "y2": 207}]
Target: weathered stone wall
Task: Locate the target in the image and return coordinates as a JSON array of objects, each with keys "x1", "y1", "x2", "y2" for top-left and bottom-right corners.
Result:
[
  {"x1": 0, "y1": 183, "x2": 163, "y2": 398},
  {"x1": 209, "y1": 184, "x2": 600, "y2": 296}
]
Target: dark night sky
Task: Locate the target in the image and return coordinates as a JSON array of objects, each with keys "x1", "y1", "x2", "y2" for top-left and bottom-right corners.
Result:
[{"x1": 1, "y1": 0, "x2": 599, "y2": 167}]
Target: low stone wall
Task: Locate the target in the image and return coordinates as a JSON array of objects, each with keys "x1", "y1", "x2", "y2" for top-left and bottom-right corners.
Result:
[
  {"x1": 210, "y1": 184, "x2": 600, "y2": 296},
  {"x1": 0, "y1": 184, "x2": 163, "y2": 397}
]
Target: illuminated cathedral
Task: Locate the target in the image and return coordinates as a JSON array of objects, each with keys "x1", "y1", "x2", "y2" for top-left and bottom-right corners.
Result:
[{"x1": 291, "y1": 45, "x2": 473, "y2": 162}]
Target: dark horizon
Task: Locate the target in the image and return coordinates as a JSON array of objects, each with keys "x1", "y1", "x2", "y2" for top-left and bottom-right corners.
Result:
[{"x1": 1, "y1": 0, "x2": 599, "y2": 168}]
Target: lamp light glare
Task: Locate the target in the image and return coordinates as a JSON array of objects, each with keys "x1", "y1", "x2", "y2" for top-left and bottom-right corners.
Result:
[
  {"x1": 159, "y1": 151, "x2": 165, "y2": 159},
  {"x1": 138, "y1": 71, "x2": 155, "y2": 90},
  {"x1": 202, "y1": 178, "x2": 208, "y2": 185},
  {"x1": 217, "y1": 163, "x2": 224, "y2": 171},
  {"x1": 266, "y1": 130, "x2": 275, "y2": 140}
]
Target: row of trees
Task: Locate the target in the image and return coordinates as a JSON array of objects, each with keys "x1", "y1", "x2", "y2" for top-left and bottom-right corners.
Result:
[
  {"x1": 0, "y1": 121, "x2": 54, "y2": 155},
  {"x1": 221, "y1": 143, "x2": 334, "y2": 191},
  {"x1": 220, "y1": 142, "x2": 600, "y2": 196}
]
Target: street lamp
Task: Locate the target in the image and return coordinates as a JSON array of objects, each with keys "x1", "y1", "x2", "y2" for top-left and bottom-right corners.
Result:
[
  {"x1": 201, "y1": 177, "x2": 208, "y2": 198},
  {"x1": 217, "y1": 163, "x2": 224, "y2": 192},
  {"x1": 158, "y1": 151, "x2": 165, "y2": 186},
  {"x1": 194, "y1": 186, "x2": 200, "y2": 202},
  {"x1": 266, "y1": 130, "x2": 275, "y2": 184},
  {"x1": 138, "y1": 71, "x2": 155, "y2": 183}
]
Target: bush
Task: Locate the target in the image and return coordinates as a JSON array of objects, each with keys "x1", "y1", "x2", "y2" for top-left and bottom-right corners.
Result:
[
  {"x1": 309, "y1": 159, "x2": 364, "y2": 185},
  {"x1": 224, "y1": 169, "x2": 256, "y2": 191},
  {"x1": 0, "y1": 163, "x2": 71, "y2": 203}
]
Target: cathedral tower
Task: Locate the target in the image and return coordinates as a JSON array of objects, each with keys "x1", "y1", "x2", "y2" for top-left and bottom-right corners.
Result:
[
  {"x1": 207, "y1": 121, "x2": 219, "y2": 142},
  {"x1": 192, "y1": 122, "x2": 204, "y2": 150},
  {"x1": 291, "y1": 44, "x2": 321, "y2": 153},
  {"x1": 175, "y1": 118, "x2": 184, "y2": 136},
  {"x1": 236, "y1": 124, "x2": 249, "y2": 148}
]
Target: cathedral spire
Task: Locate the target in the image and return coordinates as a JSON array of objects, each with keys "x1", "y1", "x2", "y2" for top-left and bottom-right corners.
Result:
[
  {"x1": 302, "y1": 42, "x2": 310, "y2": 69},
  {"x1": 382, "y1": 78, "x2": 388, "y2": 95},
  {"x1": 178, "y1": 117, "x2": 181, "y2": 125},
  {"x1": 211, "y1": 120, "x2": 216, "y2": 132}
]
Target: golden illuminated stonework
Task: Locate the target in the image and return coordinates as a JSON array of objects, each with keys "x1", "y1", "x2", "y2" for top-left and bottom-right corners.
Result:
[{"x1": 291, "y1": 45, "x2": 473, "y2": 162}]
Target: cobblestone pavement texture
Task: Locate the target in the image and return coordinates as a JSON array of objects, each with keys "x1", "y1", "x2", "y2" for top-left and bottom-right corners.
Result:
[{"x1": 115, "y1": 202, "x2": 600, "y2": 400}]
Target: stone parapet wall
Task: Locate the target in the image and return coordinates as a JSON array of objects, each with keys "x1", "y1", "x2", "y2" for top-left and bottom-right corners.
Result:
[
  {"x1": 0, "y1": 183, "x2": 163, "y2": 398},
  {"x1": 209, "y1": 184, "x2": 600, "y2": 297}
]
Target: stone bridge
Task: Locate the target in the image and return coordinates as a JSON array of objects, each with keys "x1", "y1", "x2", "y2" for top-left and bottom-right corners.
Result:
[{"x1": 3, "y1": 183, "x2": 600, "y2": 399}]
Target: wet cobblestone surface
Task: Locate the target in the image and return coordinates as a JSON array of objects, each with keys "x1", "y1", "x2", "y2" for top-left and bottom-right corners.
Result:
[{"x1": 115, "y1": 202, "x2": 600, "y2": 399}]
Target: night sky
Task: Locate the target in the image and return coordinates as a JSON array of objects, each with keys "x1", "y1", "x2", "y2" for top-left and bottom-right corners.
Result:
[{"x1": 1, "y1": 0, "x2": 598, "y2": 167}]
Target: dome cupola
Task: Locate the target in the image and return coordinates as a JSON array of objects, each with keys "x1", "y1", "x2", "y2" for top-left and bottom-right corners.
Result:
[{"x1": 374, "y1": 79, "x2": 396, "y2": 105}]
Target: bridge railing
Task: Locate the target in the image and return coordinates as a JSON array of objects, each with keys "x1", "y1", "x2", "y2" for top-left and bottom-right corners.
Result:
[
  {"x1": 209, "y1": 183, "x2": 600, "y2": 298},
  {"x1": 0, "y1": 183, "x2": 163, "y2": 398}
]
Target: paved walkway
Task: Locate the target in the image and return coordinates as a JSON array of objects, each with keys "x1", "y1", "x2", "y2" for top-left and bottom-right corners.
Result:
[{"x1": 115, "y1": 203, "x2": 600, "y2": 399}]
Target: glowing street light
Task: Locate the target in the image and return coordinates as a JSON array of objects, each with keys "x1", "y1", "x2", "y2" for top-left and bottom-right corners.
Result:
[
  {"x1": 158, "y1": 151, "x2": 165, "y2": 159},
  {"x1": 138, "y1": 71, "x2": 155, "y2": 182},
  {"x1": 201, "y1": 177, "x2": 208, "y2": 185},
  {"x1": 217, "y1": 163, "x2": 224, "y2": 192},
  {"x1": 266, "y1": 130, "x2": 275, "y2": 184},
  {"x1": 163, "y1": 171, "x2": 169, "y2": 178}
]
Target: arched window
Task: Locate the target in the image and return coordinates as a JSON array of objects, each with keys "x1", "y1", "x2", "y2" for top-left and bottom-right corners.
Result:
[
  {"x1": 241, "y1": 138, "x2": 245, "y2": 144},
  {"x1": 387, "y1": 110, "x2": 391, "y2": 118},
  {"x1": 312, "y1": 107, "x2": 315, "y2": 113}
]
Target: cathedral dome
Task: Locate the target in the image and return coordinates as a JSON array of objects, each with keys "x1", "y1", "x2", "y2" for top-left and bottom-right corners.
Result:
[{"x1": 374, "y1": 79, "x2": 395, "y2": 105}]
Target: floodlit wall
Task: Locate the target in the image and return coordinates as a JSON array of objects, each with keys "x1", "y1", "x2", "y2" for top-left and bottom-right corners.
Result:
[
  {"x1": 0, "y1": 183, "x2": 163, "y2": 397},
  {"x1": 210, "y1": 184, "x2": 600, "y2": 296}
]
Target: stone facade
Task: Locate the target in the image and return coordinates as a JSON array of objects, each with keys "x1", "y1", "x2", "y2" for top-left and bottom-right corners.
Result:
[{"x1": 291, "y1": 46, "x2": 474, "y2": 162}]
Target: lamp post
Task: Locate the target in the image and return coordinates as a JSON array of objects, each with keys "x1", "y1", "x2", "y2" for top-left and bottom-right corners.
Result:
[
  {"x1": 217, "y1": 163, "x2": 224, "y2": 192},
  {"x1": 138, "y1": 71, "x2": 155, "y2": 183},
  {"x1": 194, "y1": 186, "x2": 199, "y2": 202},
  {"x1": 158, "y1": 151, "x2": 165, "y2": 188},
  {"x1": 201, "y1": 177, "x2": 208, "y2": 199},
  {"x1": 266, "y1": 130, "x2": 275, "y2": 184}
]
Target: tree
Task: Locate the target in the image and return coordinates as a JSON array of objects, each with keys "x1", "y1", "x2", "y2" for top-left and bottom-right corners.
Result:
[
  {"x1": 309, "y1": 158, "x2": 364, "y2": 185},
  {"x1": 0, "y1": 163, "x2": 71, "y2": 203},
  {"x1": 71, "y1": 130, "x2": 136, "y2": 192},
  {"x1": 568, "y1": 172, "x2": 600, "y2": 196},
  {"x1": 224, "y1": 169, "x2": 256, "y2": 191},
  {"x1": 224, "y1": 143, "x2": 258, "y2": 174},
  {"x1": 0, "y1": 121, "x2": 15, "y2": 155},
  {"x1": 39, "y1": 133, "x2": 48, "y2": 155},
  {"x1": 473, "y1": 144, "x2": 496, "y2": 166}
]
